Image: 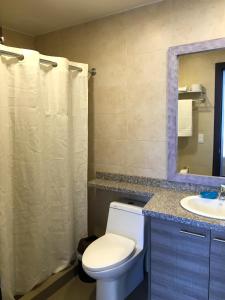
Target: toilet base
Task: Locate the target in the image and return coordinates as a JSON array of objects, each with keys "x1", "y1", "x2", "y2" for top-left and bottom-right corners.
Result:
[
  {"x1": 96, "y1": 251, "x2": 145, "y2": 300},
  {"x1": 97, "y1": 278, "x2": 124, "y2": 300}
]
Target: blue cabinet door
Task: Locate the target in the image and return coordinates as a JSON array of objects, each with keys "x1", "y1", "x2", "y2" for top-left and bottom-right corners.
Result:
[
  {"x1": 150, "y1": 218, "x2": 210, "y2": 300},
  {"x1": 210, "y1": 230, "x2": 225, "y2": 300}
]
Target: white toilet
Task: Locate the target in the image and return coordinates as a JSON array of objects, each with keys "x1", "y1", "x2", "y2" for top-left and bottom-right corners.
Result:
[{"x1": 82, "y1": 201, "x2": 146, "y2": 300}]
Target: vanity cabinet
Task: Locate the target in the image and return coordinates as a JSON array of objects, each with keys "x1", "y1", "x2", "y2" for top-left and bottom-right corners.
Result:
[
  {"x1": 210, "y1": 230, "x2": 225, "y2": 300},
  {"x1": 150, "y1": 218, "x2": 210, "y2": 300}
]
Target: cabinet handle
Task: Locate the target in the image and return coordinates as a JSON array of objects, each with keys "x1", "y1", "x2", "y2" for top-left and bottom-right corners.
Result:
[
  {"x1": 180, "y1": 229, "x2": 206, "y2": 238},
  {"x1": 213, "y1": 237, "x2": 225, "y2": 243}
]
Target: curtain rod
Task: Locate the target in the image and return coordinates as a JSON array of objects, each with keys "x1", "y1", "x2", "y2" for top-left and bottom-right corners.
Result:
[
  {"x1": 0, "y1": 49, "x2": 24, "y2": 60},
  {"x1": 0, "y1": 49, "x2": 96, "y2": 76}
]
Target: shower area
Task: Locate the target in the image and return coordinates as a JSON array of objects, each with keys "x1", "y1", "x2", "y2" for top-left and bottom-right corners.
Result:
[{"x1": 0, "y1": 44, "x2": 89, "y2": 300}]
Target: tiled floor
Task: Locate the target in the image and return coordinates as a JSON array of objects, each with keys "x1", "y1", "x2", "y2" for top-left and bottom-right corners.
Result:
[
  {"x1": 48, "y1": 276, "x2": 148, "y2": 300},
  {"x1": 47, "y1": 277, "x2": 96, "y2": 300},
  {"x1": 19, "y1": 267, "x2": 75, "y2": 300}
]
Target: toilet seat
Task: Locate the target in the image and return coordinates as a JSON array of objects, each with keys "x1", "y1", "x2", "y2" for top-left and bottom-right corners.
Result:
[{"x1": 82, "y1": 233, "x2": 135, "y2": 272}]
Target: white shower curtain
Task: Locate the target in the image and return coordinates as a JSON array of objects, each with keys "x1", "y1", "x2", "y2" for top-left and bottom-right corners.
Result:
[{"x1": 0, "y1": 45, "x2": 88, "y2": 300}]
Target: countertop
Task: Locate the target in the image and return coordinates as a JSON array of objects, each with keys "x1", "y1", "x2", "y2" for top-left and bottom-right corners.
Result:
[{"x1": 89, "y1": 178, "x2": 225, "y2": 230}]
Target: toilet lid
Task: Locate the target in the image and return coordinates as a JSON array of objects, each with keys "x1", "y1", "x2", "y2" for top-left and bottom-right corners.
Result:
[{"x1": 82, "y1": 233, "x2": 136, "y2": 272}]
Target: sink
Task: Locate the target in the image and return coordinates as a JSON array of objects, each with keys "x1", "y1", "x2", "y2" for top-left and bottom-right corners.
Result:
[{"x1": 180, "y1": 195, "x2": 225, "y2": 220}]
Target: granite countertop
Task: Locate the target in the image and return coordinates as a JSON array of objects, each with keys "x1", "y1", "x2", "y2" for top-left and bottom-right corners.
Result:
[{"x1": 89, "y1": 178, "x2": 225, "y2": 230}]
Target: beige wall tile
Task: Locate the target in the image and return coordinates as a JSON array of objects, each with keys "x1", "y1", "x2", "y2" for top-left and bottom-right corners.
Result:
[
  {"x1": 127, "y1": 112, "x2": 166, "y2": 142},
  {"x1": 121, "y1": 0, "x2": 172, "y2": 55},
  {"x1": 95, "y1": 113, "x2": 127, "y2": 140},
  {"x1": 33, "y1": 0, "x2": 225, "y2": 179},
  {"x1": 94, "y1": 86, "x2": 126, "y2": 114},
  {"x1": 3, "y1": 28, "x2": 35, "y2": 50},
  {"x1": 171, "y1": 0, "x2": 225, "y2": 46},
  {"x1": 95, "y1": 138, "x2": 126, "y2": 167},
  {"x1": 95, "y1": 163, "x2": 125, "y2": 174},
  {"x1": 126, "y1": 81, "x2": 167, "y2": 141},
  {"x1": 125, "y1": 140, "x2": 166, "y2": 175},
  {"x1": 126, "y1": 50, "x2": 167, "y2": 87},
  {"x1": 125, "y1": 166, "x2": 166, "y2": 179},
  {"x1": 86, "y1": 15, "x2": 126, "y2": 58},
  {"x1": 90, "y1": 54, "x2": 127, "y2": 88}
]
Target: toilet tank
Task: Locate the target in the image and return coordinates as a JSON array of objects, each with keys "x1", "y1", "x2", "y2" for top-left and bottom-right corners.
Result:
[
  {"x1": 106, "y1": 202, "x2": 145, "y2": 249},
  {"x1": 88, "y1": 188, "x2": 148, "y2": 237}
]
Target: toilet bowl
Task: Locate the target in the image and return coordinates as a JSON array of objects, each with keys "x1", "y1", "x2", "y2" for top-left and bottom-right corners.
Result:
[{"x1": 82, "y1": 202, "x2": 146, "y2": 300}]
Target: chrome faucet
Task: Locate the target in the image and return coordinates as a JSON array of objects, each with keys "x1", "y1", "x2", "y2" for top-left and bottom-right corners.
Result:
[{"x1": 219, "y1": 185, "x2": 225, "y2": 200}]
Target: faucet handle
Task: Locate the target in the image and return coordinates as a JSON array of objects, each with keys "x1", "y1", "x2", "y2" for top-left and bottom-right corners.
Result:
[{"x1": 219, "y1": 185, "x2": 225, "y2": 200}]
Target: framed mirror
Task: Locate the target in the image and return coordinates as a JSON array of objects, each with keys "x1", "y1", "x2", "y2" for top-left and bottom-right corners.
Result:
[{"x1": 167, "y1": 38, "x2": 225, "y2": 186}]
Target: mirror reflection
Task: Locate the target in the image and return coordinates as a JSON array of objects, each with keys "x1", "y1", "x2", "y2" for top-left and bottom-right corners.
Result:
[{"x1": 177, "y1": 49, "x2": 225, "y2": 177}]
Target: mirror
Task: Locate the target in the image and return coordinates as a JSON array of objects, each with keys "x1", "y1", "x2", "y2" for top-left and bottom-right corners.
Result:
[
  {"x1": 177, "y1": 49, "x2": 225, "y2": 177},
  {"x1": 167, "y1": 38, "x2": 225, "y2": 186}
]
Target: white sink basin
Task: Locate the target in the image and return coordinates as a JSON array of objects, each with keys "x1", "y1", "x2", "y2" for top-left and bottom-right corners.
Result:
[{"x1": 180, "y1": 195, "x2": 225, "y2": 220}]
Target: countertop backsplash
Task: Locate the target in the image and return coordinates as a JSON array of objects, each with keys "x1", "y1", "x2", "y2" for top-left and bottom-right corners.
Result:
[{"x1": 96, "y1": 172, "x2": 219, "y2": 193}]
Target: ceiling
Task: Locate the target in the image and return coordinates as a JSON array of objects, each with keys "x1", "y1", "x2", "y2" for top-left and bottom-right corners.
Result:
[{"x1": 0, "y1": 0, "x2": 162, "y2": 36}]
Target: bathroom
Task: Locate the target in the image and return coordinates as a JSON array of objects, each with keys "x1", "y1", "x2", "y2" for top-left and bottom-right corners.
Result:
[{"x1": 1, "y1": 0, "x2": 225, "y2": 299}]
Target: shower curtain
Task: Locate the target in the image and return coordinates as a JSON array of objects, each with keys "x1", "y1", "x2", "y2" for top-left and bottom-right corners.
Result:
[{"x1": 0, "y1": 45, "x2": 88, "y2": 300}]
